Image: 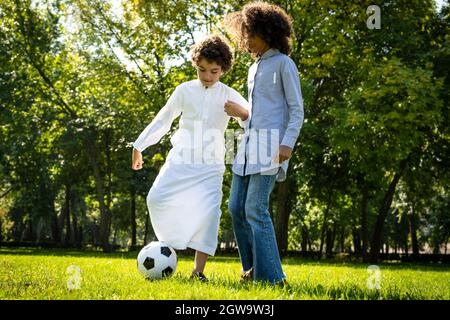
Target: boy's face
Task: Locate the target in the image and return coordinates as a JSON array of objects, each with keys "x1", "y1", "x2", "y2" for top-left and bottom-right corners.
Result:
[
  {"x1": 245, "y1": 34, "x2": 269, "y2": 56},
  {"x1": 196, "y1": 58, "x2": 223, "y2": 88}
]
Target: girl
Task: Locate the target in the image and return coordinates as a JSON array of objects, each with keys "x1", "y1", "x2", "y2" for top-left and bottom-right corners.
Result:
[
  {"x1": 131, "y1": 35, "x2": 250, "y2": 282},
  {"x1": 224, "y1": 2, "x2": 304, "y2": 286}
]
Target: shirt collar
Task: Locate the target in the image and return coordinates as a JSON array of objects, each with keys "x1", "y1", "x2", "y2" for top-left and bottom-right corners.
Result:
[
  {"x1": 197, "y1": 79, "x2": 220, "y2": 89},
  {"x1": 257, "y1": 48, "x2": 280, "y2": 61}
]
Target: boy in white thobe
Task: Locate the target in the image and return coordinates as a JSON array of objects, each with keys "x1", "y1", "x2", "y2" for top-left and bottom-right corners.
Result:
[{"x1": 131, "y1": 35, "x2": 250, "y2": 281}]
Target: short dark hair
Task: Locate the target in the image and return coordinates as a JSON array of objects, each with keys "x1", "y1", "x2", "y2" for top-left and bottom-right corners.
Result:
[
  {"x1": 223, "y1": 1, "x2": 294, "y2": 55},
  {"x1": 190, "y1": 35, "x2": 233, "y2": 73}
]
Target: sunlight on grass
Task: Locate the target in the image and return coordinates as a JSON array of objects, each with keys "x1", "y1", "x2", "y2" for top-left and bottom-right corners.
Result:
[{"x1": 1, "y1": 248, "x2": 449, "y2": 300}]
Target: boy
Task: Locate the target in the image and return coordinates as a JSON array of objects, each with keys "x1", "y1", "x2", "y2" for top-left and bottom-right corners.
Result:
[
  {"x1": 224, "y1": 2, "x2": 304, "y2": 285},
  {"x1": 132, "y1": 35, "x2": 250, "y2": 281}
]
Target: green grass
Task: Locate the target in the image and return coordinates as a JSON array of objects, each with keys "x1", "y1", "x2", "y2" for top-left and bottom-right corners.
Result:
[{"x1": 1, "y1": 247, "x2": 449, "y2": 300}]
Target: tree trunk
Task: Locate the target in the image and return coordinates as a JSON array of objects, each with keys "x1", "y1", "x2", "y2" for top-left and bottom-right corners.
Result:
[
  {"x1": 112, "y1": 228, "x2": 117, "y2": 247},
  {"x1": 27, "y1": 218, "x2": 33, "y2": 242},
  {"x1": 369, "y1": 157, "x2": 409, "y2": 263},
  {"x1": 51, "y1": 199, "x2": 60, "y2": 245},
  {"x1": 404, "y1": 238, "x2": 409, "y2": 258},
  {"x1": 408, "y1": 204, "x2": 419, "y2": 258},
  {"x1": 35, "y1": 218, "x2": 44, "y2": 245},
  {"x1": 325, "y1": 224, "x2": 335, "y2": 258},
  {"x1": 360, "y1": 185, "x2": 370, "y2": 262},
  {"x1": 91, "y1": 223, "x2": 100, "y2": 246},
  {"x1": 83, "y1": 133, "x2": 111, "y2": 252},
  {"x1": 104, "y1": 129, "x2": 113, "y2": 250},
  {"x1": 63, "y1": 184, "x2": 72, "y2": 247},
  {"x1": 294, "y1": 207, "x2": 308, "y2": 252},
  {"x1": 78, "y1": 225, "x2": 83, "y2": 247},
  {"x1": 433, "y1": 243, "x2": 439, "y2": 254},
  {"x1": 301, "y1": 225, "x2": 309, "y2": 252},
  {"x1": 319, "y1": 191, "x2": 333, "y2": 257},
  {"x1": 340, "y1": 225, "x2": 345, "y2": 253},
  {"x1": 72, "y1": 205, "x2": 79, "y2": 248},
  {"x1": 352, "y1": 228, "x2": 361, "y2": 255},
  {"x1": 332, "y1": 223, "x2": 337, "y2": 252},
  {"x1": 275, "y1": 179, "x2": 292, "y2": 257},
  {"x1": 130, "y1": 188, "x2": 137, "y2": 248}
]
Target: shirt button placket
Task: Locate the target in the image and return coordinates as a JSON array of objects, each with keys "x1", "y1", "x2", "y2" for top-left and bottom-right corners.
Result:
[{"x1": 202, "y1": 88, "x2": 208, "y2": 123}]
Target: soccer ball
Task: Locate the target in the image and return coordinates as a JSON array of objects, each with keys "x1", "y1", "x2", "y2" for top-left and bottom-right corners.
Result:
[{"x1": 137, "y1": 241, "x2": 177, "y2": 279}]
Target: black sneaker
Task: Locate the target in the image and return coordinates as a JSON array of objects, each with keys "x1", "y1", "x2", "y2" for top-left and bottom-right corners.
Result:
[
  {"x1": 240, "y1": 268, "x2": 254, "y2": 283},
  {"x1": 190, "y1": 271, "x2": 208, "y2": 282},
  {"x1": 276, "y1": 278, "x2": 289, "y2": 289}
]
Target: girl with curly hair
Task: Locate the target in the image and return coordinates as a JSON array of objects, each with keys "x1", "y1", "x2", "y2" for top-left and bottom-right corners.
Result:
[
  {"x1": 131, "y1": 35, "x2": 250, "y2": 282},
  {"x1": 224, "y1": 2, "x2": 304, "y2": 286}
]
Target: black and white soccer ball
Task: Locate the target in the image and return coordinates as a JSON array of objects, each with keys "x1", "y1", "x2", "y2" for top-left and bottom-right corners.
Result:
[{"x1": 137, "y1": 241, "x2": 177, "y2": 279}]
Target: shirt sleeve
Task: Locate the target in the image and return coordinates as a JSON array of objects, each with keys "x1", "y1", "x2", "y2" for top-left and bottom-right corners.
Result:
[
  {"x1": 280, "y1": 58, "x2": 304, "y2": 149},
  {"x1": 132, "y1": 86, "x2": 182, "y2": 152},
  {"x1": 228, "y1": 87, "x2": 252, "y2": 129}
]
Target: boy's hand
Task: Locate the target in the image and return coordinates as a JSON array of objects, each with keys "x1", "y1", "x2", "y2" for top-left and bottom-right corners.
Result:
[
  {"x1": 273, "y1": 145, "x2": 293, "y2": 163},
  {"x1": 224, "y1": 100, "x2": 249, "y2": 121},
  {"x1": 132, "y1": 148, "x2": 144, "y2": 170}
]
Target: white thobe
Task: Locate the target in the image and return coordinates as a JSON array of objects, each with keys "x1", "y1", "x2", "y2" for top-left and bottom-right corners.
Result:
[{"x1": 133, "y1": 79, "x2": 250, "y2": 256}]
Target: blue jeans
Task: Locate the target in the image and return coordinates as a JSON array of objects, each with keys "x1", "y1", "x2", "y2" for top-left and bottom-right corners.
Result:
[{"x1": 228, "y1": 172, "x2": 286, "y2": 283}]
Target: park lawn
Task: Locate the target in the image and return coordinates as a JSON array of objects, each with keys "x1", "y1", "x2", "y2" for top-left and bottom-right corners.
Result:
[{"x1": 0, "y1": 247, "x2": 449, "y2": 300}]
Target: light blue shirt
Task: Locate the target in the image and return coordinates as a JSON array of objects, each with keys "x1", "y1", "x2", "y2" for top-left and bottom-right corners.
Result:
[{"x1": 232, "y1": 48, "x2": 304, "y2": 182}]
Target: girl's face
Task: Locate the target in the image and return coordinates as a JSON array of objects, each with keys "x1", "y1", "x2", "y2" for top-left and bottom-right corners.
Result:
[
  {"x1": 245, "y1": 34, "x2": 270, "y2": 56},
  {"x1": 196, "y1": 58, "x2": 223, "y2": 88}
]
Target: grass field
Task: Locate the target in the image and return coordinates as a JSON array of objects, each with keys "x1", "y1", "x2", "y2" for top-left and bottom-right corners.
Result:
[{"x1": 1, "y1": 247, "x2": 449, "y2": 300}]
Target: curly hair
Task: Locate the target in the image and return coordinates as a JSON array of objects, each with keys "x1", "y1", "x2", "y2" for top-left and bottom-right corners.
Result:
[
  {"x1": 223, "y1": 1, "x2": 294, "y2": 55},
  {"x1": 190, "y1": 35, "x2": 233, "y2": 73}
]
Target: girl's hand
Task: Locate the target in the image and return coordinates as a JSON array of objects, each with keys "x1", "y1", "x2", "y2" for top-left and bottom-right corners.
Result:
[
  {"x1": 132, "y1": 148, "x2": 144, "y2": 170},
  {"x1": 224, "y1": 100, "x2": 249, "y2": 121},
  {"x1": 273, "y1": 145, "x2": 293, "y2": 163}
]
